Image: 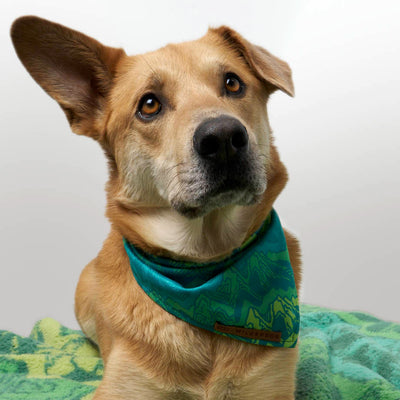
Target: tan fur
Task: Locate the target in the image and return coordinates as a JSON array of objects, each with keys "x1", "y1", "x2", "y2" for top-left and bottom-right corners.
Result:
[{"x1": 11, "y1": 16, "x2": 302, "y2": 399}]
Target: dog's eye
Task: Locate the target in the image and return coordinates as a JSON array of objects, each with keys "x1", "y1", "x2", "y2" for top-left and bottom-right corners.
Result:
[
  {"x1": 138, "y1": 94, "x2": 162, "y2": 119},
  {"x1": 224, "y1": 73, "x2": 244, "y2": 96}
]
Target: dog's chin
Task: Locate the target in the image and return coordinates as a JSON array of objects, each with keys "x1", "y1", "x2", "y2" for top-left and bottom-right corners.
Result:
[{"x1": 171, "y1": 189, "x2": 262, "y2": 219}]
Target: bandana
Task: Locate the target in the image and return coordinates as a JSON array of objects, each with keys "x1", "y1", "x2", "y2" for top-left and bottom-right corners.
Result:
[{"x1": 123, "y1": 209, "x2": 299, "y2": 347}]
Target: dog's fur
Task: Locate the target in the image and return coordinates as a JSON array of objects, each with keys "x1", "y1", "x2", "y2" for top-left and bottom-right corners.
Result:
[{"x1": 11, "y1": 16, "x2": 302, "y2": 399}]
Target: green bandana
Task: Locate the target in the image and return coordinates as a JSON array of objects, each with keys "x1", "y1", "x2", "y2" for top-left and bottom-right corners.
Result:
[{"x1": 123, "y1": 209, "x2": 299, "y2": 347}]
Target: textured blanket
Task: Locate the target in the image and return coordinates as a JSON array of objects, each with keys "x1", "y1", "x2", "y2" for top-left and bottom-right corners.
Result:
[{"x1": 0, "y1": 305, "x2": 399, "y2": 399}]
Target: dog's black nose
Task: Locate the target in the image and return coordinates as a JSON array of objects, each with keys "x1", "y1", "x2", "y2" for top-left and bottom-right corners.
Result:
[{"x1": 193, "y1": 116, "x2": 248, "y2": 163}]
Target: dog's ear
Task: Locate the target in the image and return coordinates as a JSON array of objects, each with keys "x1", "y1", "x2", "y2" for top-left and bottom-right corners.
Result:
[
  {"x1": 11, "y1": 16, "x2": 125, "y2": 139},
  {"x1": 210, "y1": 26, "x2": 294, "y2": 97}
]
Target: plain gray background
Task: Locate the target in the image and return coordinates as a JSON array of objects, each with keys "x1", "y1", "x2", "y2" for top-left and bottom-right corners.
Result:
[{"x1": 1, "y1": 0, "x2": 399, "y2": 337}]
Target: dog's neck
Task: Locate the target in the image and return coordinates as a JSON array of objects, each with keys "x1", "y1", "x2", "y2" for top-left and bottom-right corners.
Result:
[
  {"x1": 107, "y1": 144, "x2": 287, "y2": 263},
  {"x1": 117, "y1": 205, "x2": 260, "y2": 262}
]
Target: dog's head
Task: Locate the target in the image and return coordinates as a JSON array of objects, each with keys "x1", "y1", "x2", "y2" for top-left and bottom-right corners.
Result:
[{"x1": 11, "y1": 17, "x2": 293, "y2": 221}]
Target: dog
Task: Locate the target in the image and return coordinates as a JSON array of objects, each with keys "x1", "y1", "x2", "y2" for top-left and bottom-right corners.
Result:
[{"x1": 11, "y1": 16, "x2": 302, "y2": 399}]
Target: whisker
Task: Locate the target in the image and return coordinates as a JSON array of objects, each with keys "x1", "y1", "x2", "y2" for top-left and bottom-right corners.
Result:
[
  {"x1": 164, "y1": 161, "x2": 190, "y2": 174},
  {"x1": 165, "y1": 169, "x2": 190, "y2": 192}
]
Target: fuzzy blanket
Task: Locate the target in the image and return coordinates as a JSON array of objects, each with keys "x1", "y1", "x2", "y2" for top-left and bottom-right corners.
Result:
[{"x1": 1, "y1": 305, "x2": 399, "y2": 399}]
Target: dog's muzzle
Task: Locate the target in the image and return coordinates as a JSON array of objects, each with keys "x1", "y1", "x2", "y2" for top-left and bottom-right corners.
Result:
[{"x1": 169, "y1": 115, "x2": 266, "y2": 218}]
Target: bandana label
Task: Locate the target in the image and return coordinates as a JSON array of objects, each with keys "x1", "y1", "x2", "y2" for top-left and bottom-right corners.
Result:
[
  {"x1": 124, "y1": 209, "x2": 299, "y2": 348},
  {"x1": 214, "y1": 322, "x2": 282, "y2": 342}
]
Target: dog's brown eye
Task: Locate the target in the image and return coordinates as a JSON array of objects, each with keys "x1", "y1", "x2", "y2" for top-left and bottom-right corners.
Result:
[
  {"x1": 138, "y1": 94, "x2": 162, "y2": 118},
  {"x1": 224, "y1": 73, "x2": 244, "y2": 95}
]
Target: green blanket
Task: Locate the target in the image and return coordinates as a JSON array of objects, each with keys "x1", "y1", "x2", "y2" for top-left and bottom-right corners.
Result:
[{"x1": 1, "y1": 305, "x2": 399, "y2": 399}]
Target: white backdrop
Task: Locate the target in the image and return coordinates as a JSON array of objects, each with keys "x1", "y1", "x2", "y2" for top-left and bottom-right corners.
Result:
[{"x1": 1, "y1": 0, "x2": 399, "y2": 336}]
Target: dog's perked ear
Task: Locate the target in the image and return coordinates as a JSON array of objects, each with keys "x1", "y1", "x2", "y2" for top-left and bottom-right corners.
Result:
[
  {"x1": 10, "y1": 16, "x2": 125, "y2": 139},
  {"x1": 210, "y1": 26, "x2": 294, "y2": 97}
]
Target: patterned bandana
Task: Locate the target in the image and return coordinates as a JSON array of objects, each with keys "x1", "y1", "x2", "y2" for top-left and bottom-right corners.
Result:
[{"x1": 123, "y1": 209, "x2": 299, "y2": 347}]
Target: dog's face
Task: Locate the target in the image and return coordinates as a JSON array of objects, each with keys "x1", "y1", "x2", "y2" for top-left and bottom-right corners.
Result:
[
  {"x1": 11, "y1": 17, "x2": 293, "y2": 220},
  {"x1": 111, "y1": 36, "x2": 273, "y2": 219}
]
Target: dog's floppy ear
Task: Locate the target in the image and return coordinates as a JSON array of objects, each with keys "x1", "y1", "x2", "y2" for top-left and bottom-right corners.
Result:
[
  {"x1": 11, "y1": 16, "x2": 125, "y2": 138},
  {"x1": 210, "y1": 26, "x2": 294, "y2": 97}
]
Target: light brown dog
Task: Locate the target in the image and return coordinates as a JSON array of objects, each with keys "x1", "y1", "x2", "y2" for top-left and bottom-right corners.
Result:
[{"x1": 11, "y1": 16, "x2": 302, "y2": 399}]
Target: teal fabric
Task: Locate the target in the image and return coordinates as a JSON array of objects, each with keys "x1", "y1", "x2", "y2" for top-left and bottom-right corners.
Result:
[
  {"x1": 297, "y1": 305, "x2": 400, "y2": 400},
  {"x1": 124, "y1": 209, "x2": 299, "y2": 347}
]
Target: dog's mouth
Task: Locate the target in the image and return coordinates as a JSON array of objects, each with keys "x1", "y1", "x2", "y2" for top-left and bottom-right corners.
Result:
[
  {"x1": 168, "y1": 151, "x2": 267, "y2": 219},
  {"x1": 171, "y1": 190, "x2": 257, "y2": 219}
]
